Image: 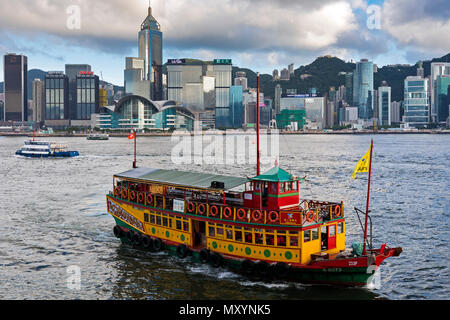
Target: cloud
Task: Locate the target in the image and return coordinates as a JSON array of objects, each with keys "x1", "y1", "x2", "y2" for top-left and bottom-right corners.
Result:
[{"x1": 382, "y1": 0, "x2": 450, "y2": 55}]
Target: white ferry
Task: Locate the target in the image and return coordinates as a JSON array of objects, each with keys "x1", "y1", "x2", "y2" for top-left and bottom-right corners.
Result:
[{"x1": 16, "y1": 140, "x2": 79, "y2": 158}]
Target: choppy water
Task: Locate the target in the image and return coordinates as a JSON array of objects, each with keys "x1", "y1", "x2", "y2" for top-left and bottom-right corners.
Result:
[{"x1": 0, "y1": 134, "x2": 448, "y2": 300}]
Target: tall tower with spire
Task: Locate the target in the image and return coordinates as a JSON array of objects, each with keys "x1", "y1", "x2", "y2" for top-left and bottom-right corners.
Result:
[{"x1": 138, "y1": 2, "x2": 163, "y2": 100}]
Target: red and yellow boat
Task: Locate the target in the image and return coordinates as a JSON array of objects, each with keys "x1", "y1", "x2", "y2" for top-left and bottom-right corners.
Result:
[{"x1": 106, "y1": 75, "x2": 402, "y2": 287}]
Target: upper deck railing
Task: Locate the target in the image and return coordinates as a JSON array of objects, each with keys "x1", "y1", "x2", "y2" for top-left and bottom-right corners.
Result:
[{"x1": 111, "y1": 187, "x2": 344, "y2": 227}]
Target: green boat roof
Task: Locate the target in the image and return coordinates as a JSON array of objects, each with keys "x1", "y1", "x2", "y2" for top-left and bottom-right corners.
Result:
[
  {"x1": 114, "y1": 167, "x2": 248, "y2": 191},
  {"x1": 250, "y1": 167, "x2": 295, "y2": 182}
]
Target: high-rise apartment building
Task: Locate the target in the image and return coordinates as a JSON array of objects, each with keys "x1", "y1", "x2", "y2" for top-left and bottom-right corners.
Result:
[
  {"x1": 353, "y1": 59, "x2": 374, "y2": 119},
  {"x1": 234, "y1": 72, "x2": 248, "y2": 91},
  {"x1": 280, "y1": 68, "x2": 290, "y2": 81},
  {"x1": 274, "y1": 85, "x2": 282, "y2": 115},
  {"x1": 3, "y1": 54, "x2": 28, "y2": 121}
]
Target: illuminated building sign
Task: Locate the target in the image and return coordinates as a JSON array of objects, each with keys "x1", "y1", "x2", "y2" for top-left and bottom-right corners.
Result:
[
  {"x1": 168, "y1": 59, "x2": 186, "y2": 65},
  {"x1": 79, "y1": 71, "x2": 94, "y2": 75},
  {"x1": 214, "y1": 59, "x2": 232, "y2": 65}
]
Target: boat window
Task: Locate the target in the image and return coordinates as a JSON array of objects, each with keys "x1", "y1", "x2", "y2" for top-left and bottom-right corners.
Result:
[
  {"x1": 255, "y1": 182, "x2": 260, "y2": 191},
  {"x1": 208, "y1": 224, "x2": 215, "y2": 237},
  {"x1": 289, "y1": 231, "x2": 299, "y2": 247},
  {"x1": 156, "y1": 216, "x2": 162, "y2": 226},
  {"x1": 255, "y1": 230, "x2": 263, "y2": 245},
  {"x1": 304, "y1": 230, "x2": 311, "y2": 242},
  {"x1": 338, "y1": 222, "x2": 344, "y2": 234},
  {"x1": 216, "y1": 226, "x2": 224, "y2": 238},
  {"x1": 312, "y1": 228, "x2": 319, "y2": 241},
  {"x1": 162, "y1": 216, "x2": 168, "y2": 227},
  {"x1": 329, "y1": 225, "x2": 336, "y2": 237},
  {"x1": 226, "y1": 228, "x2": 233, "y2": 240},
  {"x1": 286, "y1": 182, "x2": 292, "y2": 192},
  {"x1": 234, "y1": 228, "x2": 243, "y2": 242},
  {"x1": 279, "y1": 183, "x2": 285, "y2": 193},
  {"x1": 292, "y1": 182, "x2": 298, "y2": 191},
  {"x1": 150, "y1": 214, "x2": 155, "y2": 224},
  {"x1": 244, "y1": 230, "x2": 253, "y2": 243},
  {"x1": 271, "y1": 183, "x2": 278, "y2": 193},
  {"x1": 144, "y1": 213, "x2": 149, "y2": 223},
  {"x1": 265, "y1": 233, "x2": 274, "y2": 246},
  {"x1": 276, "y1": 231, "x2": 287, "y2": 247},
  {"x1": 176, "y1": 219, "x2": 182, "y2": 230},
  {"x1": 183, "y1": 221, "x2": 189, "y2": 232}
]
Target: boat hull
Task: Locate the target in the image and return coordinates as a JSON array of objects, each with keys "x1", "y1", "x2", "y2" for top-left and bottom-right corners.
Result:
[
  {"x1": 15, "y1": 150, "x2": 79, "y2": 158},
  {"x1": 111, "y1": 216, "x2": 390, "y2": 287}
]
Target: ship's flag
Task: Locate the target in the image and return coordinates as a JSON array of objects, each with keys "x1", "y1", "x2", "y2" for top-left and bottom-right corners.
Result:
[
  {"x1": 352, "y1": 145, "x2": 372, "y2": 179},
  {"x1": 128, "y1": 131, "x2": 136, "y2": 140}
]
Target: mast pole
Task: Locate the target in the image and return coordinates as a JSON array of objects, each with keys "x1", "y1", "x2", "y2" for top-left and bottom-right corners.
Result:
[
  {"x1": 256, "y1": 72, "x2": 261, "y2": 176},
  {"x1": 362, "y1": 139, "x2": 374, "y2": 255},
  {"x1": 133, "y1": 129, "x2": 137, "y2": 169}
]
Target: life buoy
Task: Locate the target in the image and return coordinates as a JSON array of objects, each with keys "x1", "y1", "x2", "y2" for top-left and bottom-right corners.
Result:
[
  {"x1": 129, "y1": 190, "x2": 136, "y2": 201},
  {"x1": 236, "y1": 208, "x2": 247, "y2": 221},
  {"x1": 122, "y1": 188, "x2": 128, "y2": 199},
  {"x1": 251, "y1": 210, "x2": 263, "y2": 223},
  {"x1": 334, "y1": 205, "x2": 342, "y2": 217},
  {"x1": 137, "y1": 192, "x2": 144, "y2": 203},
  {"x1": 268, "y1": 211, "x2": 280, "y2": 224},
  {"x1": 146, "y1": 193, "x2": 153, "y2": 205},
  {"x1": 306, "y1": 210, "x2": 315, "y2": 223},
  {"x1": 187, "y1": 202, "x2": 195, "y2": 213},
  {"x1": 223, "y1": 207, "x2": 233, "y2": 219},
  {"x1": 198, "y1": 203, "x2": 206, "y2": 215},
  {"x1": 210, "y1": 205, "x2": 219, "y2": 217},
  {"x1": 132, "y1": 233, "x2": 142, "y2": 245},
  {"x1": 152, "y1": 238, "x2": 163, "y2": 251}
]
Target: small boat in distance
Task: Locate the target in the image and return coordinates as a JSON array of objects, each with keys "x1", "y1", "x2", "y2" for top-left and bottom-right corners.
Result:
[
  {"x1": 87, "y1": 133, "x2": 109, "y2": 141},
  {"x1": 16, "y1": 140, "x2": 79, "y2": 158}
]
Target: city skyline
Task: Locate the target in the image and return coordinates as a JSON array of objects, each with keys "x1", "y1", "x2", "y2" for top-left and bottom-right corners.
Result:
[{"x1": 1, "y1": 0, "x2": 449, "y2": 85}]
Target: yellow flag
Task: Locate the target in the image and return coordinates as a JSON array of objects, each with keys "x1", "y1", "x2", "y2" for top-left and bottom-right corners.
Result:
[{"x1": 352, "y1": 145, "x2": 372, "y2": 179}]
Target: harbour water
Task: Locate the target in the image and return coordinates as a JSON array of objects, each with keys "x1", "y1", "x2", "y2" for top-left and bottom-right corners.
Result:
[{"x1": 0, "y1": 134, "x2": 448, "y2": 300}]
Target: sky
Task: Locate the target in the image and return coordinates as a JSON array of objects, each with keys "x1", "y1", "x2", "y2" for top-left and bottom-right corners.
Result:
[{"x1": 0, "y1": 0, "x2": 449, "y2": 85}]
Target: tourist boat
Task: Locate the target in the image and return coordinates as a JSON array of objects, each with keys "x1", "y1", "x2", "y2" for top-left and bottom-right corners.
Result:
[
  {"x1": 16, "y1": 140, "x2": 79, "y2": 158},
  {"x1": 87, "y1": 133, "x2": 109, "y2": 141},
  {"x1": 106, "y1": 75, "x2": 402, "y2": 287}
]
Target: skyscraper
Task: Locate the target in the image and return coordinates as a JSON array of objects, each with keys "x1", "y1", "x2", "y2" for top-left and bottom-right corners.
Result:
[
  {"x1": 234, "y1": 72, "x2": 248, "y2": 91},
  {"x1": 32, "y1": 79, "x2": 45, "y2": 124},
  {"x1": 430, "y1": 62, "x2": 450, "y2": 123},
  {"x1": 65, "y1": 64, "x2": 91, "y2": 119},
  {"x1": 288, "y1": 63, "x2": 295, "y2": 75},
  {"x1": 214, "y1": 59, "x2": 232, "y2": 128},
  {"x1": 138, "y1": 5, "x2": 163, "y2": 100},
  {"x1": 280, "y1": 68, "x2": 290, "y2": 81},
  {"x1": 436, "y1": 75, "x2": 450, "y2": 124},
  {"x1": 403, "y1": 76, "x2": 430, "y2": 128},
  {"x1": 45, "y1": 72, "x2": 69, "y2": 120},
  {"x1": 274, "y1": 85, "x2": 282, "y2": 115},
  {"x1": 76, "y1": 71, "x2": 99, "y2": 120},
  {"x1": 3, "y1": 53, "x2": 28, "y2": 121},
  {"x1": 378, "y1": 82, "x2": 391, "y2": 126},
  {"x1": 353, "y1": 59, "x2": 374, "y2": 119}
]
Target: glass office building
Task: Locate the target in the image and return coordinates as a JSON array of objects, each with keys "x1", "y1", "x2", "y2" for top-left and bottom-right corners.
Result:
[
  {"x1": 3, "y1": 54, "x2": 28, "y2": 121},
  {"x1": 138, "y1": 6, "x2": 163, "y2": 101},
  {"x1": 76, "y1": 72, "x2": 99, "y2": 120},
  {"x1": 403, "y1": 76, "x2": 430, "y2": 128},
  {"x1": 378, "y1": 85, "x2": 391, "y2": 126},
  {"x1": 45, "y1": 72, "x2": 69, "y2": 120},
  {"x1": 353, "y1": 59, "x2": 374, "y2": 119},
  {"x1": 436, "y1": 75, "x2": 450, "y2": 124},
  {"x1": 214, "y1": 60, "x2": 233, "y2": 129}
]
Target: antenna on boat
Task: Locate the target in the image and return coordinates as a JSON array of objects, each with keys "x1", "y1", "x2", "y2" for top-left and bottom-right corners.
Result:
[{"x1": 256, "y1": 72, "x2": 261, "y2": 176}]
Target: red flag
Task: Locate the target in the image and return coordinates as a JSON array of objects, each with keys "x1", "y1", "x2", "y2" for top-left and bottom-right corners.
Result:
[{"x1": 128, "y1": 131, "x2": 136, "y2": 140}]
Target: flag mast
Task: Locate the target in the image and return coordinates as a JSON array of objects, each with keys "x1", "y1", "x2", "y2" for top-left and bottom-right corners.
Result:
[
  {"x1": 362, "y1": 139, "x2": 374, "y2": 255},
  {"x1": 256, "y1": 72, "x2": 261, "y2": 176},
  {"x1": 133, "y1": 129, "x2": 137, "y2": 169}
]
